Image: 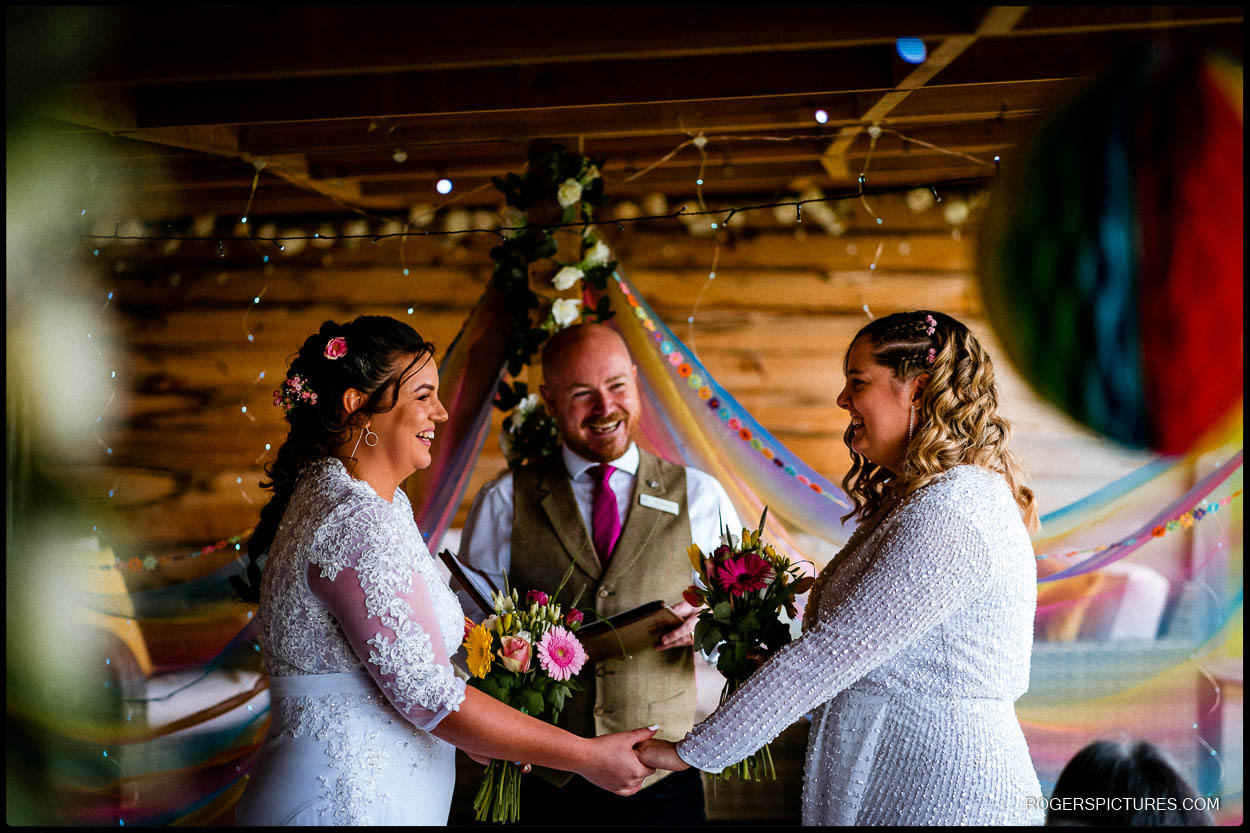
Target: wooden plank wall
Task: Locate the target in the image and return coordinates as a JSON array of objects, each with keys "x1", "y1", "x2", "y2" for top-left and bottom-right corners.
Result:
[{"x1": 80, "y1": 191, "x2": 1155, "y2": 558}]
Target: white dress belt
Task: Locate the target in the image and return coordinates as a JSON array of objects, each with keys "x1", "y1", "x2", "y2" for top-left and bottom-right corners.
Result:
[{"x1": 266, "y1": 668, "x2": 375, "y2": 698}]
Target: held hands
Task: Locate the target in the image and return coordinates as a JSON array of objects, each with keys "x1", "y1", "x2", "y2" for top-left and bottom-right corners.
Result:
[
  {"x1": 578, "y1": 726, "x2": 659, "y2": 795},
  {"x1": 635, "y1": 738, "x2": 690, "y2": 772},
  {"x1": 655, "y1": 599, "x2": 702, "y2": 651}
]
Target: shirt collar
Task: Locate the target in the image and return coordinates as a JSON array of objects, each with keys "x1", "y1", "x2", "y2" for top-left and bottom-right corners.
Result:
[{"x1": 562, "y1": 442, "x2": 640, "y2": 481}]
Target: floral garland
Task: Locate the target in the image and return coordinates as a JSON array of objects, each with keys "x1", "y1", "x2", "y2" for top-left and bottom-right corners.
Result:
[{"x1": 490, "y1": 144, "x2": 618, "y2": 468}]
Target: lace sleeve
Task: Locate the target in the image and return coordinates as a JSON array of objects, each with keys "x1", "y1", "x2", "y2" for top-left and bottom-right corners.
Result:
[
  {"x1": 307, "y1": 505, "x2": 466, "y2": 732},
  {"x1": 676, "y1": 492, "x2": 991, "y2": 772}
]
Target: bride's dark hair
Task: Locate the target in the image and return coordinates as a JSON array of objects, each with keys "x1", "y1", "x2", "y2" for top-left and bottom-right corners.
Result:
[{"x1": 231, "y1": 315, "x2": 434, "y2": 603}]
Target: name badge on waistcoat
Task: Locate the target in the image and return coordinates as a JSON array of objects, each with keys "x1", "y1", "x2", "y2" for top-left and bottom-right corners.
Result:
[{"x1": 638, "y1": 493, "x2": 680, "y2": 515}]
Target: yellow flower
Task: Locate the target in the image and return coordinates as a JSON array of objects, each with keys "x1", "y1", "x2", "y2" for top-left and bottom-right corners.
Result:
[
  {"x1": 687, "y1": 544, "x2": 704, "y2": 572},
  {"x1": 464, "y1": 623, "x2": 495, "y2": 678}
]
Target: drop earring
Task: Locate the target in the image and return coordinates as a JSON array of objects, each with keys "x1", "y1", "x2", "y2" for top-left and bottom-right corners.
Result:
[
  {"x1": 351, "y1": 421, "x2": 378, "y2": 459},
  {"x1": 907, "y1": 404, "x2": 917, "y2": 445}
]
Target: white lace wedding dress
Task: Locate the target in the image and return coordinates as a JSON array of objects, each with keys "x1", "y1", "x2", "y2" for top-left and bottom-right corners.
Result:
[
  {"x1": 676, "y1": 465, "x2": 1045, "y2": 825},
  {"x1": 235, "y1": 458, "x2": 467, "y2": 825}
]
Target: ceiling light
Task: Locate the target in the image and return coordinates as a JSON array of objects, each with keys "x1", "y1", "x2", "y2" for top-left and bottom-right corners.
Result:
[{"x1": 896, "y1": 37, "x2": 927, "y2": 64}]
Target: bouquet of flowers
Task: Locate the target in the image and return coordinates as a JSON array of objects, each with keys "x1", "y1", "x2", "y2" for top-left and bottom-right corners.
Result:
[
  {"x1": 683, "y1": 507, "x2": 814, "y2": 781},
  {"x1": 461, "y1": 585, "x2": 589, "y2": 822}
]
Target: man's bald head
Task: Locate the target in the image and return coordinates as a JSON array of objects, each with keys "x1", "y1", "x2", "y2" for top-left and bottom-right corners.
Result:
[
  {"x1": 539, "y1": 323, "x2": 640, "y2": 462},
  {"x1": 540, "y1": 324, "x2": 630, "y2": 385}
]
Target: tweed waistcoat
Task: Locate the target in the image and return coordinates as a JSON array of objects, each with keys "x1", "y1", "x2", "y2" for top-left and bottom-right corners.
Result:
[{"x1": 511, "y1": 448, "x2": 697, "y2": 788}]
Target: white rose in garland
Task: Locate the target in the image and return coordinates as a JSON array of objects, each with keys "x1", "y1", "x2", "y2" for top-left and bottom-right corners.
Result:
[
  {"x1": 552, "y1": 265, "x2": 583, "y2": 291},
  {"x1": 513, "y1": 393, "x2": 542, "y2": 420},
  {"x1": 557, "y1": 178, "x2": 584, "y2": 208},
  {"x1": 550, "y1": 298, "x2": 583, "y2": 328},
  {"x1": 584, "y1": 239, "x2": 611, "y2": 267}
]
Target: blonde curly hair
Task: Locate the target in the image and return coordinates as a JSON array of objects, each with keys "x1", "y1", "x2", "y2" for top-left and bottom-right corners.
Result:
[{"x1": 841, "y1": 310, "x2": 1039, "y2": 531}]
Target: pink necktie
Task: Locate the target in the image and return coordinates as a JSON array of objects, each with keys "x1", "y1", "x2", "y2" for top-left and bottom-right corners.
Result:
[{"x1": 589, "y1": 464, "x2": 621, "y2": 565}]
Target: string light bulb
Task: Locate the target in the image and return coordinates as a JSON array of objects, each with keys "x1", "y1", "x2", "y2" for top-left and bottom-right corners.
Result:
[
  {"x1": 814, "y1": 109, "x2": 829, "y2": 124},
  {"x1": 436, "y1": 178, "x2": 454, "y2": 195}
]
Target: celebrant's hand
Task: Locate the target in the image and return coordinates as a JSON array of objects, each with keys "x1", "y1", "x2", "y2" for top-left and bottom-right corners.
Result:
[
  {"x1": 655, "y1": 599, "x2": 702, "y2": 650},
  {"x1": 635, "y1": 738, "x2": 690, "y2": 772},
  {"x1": 578, "y1": 726, "x2": 658, "y2": 795}
]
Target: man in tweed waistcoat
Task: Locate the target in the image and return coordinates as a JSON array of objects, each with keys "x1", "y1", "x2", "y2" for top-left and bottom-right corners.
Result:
[{"x1": 458, "y1": 323, "x2": 740, "y2": 824}]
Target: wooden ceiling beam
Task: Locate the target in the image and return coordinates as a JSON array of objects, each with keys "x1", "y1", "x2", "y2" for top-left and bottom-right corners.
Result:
[
  {"x1": 821, "y1": 6, "x2": 1028, "y2": 181},
  {"x1": 230, "y1": 80, "x2": 1071, "y2": 156},
  {"x1": 16, "y1": 7, "x2": 980, "y2": 85},
  {"x1": 106, "y1": 45, "x2": 905, "y2": 129}
]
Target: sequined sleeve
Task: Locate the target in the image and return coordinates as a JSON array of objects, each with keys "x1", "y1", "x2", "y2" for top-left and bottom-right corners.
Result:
[
  {"x1": 676, "y1": 488, "x2": 994, "y2": 772},
  {"x1": 306, "y1": 502, "x2": 466, "y2": 732}
]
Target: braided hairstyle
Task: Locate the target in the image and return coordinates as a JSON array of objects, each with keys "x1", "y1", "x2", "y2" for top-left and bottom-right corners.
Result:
[
  {"x1": 231, "y1": 315, "x2": 435, "y2": 603},
  {"x1": 840, "y1": 310, "x2": 1038, "y2": 531}
]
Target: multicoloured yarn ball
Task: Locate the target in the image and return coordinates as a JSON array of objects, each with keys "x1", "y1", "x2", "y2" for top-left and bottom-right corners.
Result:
[{"x1": 978, "y1": 48, "x2": 1242, "y2": 454}]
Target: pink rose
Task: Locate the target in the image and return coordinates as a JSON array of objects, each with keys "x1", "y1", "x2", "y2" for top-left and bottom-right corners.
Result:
[
  {"x1": 324, "y1": 336, "x2": 348, "y2": 360},
  {"x1": 499, "y1": 634, "x2": 532, "y2": 673},
  {"x1": 526, "y1": 590, "x2": 549, "y2": 606},
  {"x1": 564, "y1": 609, "x2": 583, "y2": 628}
]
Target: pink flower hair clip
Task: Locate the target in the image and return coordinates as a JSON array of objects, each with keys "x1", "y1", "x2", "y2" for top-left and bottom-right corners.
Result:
[
  {"x1": 926, "y1": 348, "x2": 937, "y2": 364},
  {"x1": 924, "y1": 314, "x2": 937, "y2": 336},
  {"x1": 324, "y1": 336, "x2": 348, "y2": 360},
  {"x1": 273, "y1": 373, "x2": 319, "y2": 413}
]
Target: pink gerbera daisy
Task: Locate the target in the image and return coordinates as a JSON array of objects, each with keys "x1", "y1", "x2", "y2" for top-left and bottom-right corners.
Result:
[
  {"x1": 536, "y1": 626, "x2": 587, "y2": 681},
  {"x1": 716, "y1": 553, "x2": 774, "y2": 596}
]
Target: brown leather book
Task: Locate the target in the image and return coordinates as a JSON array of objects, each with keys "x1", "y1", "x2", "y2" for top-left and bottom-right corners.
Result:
[
  {"x1": 438, "y1": 549, "x2": 500, "y2": 616},
  {"x1": 577, "y1": 601, "x2": 683, "y2": 663}
]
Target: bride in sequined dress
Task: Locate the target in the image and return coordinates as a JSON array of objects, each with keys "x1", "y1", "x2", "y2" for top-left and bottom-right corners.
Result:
[
  {"x1": 637, "y1": 311, "x2": 1045, "y2": 825},
  {"x1": 233, "y1": 316, "x2": 656, "y2": 826}
]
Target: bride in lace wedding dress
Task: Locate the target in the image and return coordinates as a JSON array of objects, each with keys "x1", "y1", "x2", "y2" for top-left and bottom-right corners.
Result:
[
  {"x1": 234, "y1": 316, "x2": 657, "y2": 826},
  {"x1": 637, "y1": 312, "x2": 1044, "y2": 825}
]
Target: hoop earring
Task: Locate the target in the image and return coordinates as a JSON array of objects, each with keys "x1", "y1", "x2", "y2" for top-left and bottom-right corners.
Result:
[
  {"x1": 907, "y1": 404, "x2": 917, "y2": 445},
  {"x1": 350, "y1": 422, "x2": 374, "y2": 460}
]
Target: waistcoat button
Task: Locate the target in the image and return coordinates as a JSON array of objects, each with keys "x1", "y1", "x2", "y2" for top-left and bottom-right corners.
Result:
[
  {"x1": 598, "y1": 587, "x2": 610, "y2": 599},
  {"x1": 594, "y1": 706, "x2": 605, "y2": 716}
]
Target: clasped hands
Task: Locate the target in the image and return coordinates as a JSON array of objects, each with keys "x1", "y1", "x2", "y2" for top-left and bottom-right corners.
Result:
[{"x1": 466, "y1": 731, "x2": 689, "y2": 796}]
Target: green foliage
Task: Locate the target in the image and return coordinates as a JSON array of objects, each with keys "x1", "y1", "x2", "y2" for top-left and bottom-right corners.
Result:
[
  {"x1": 547, "y1": 684, "x2": 568, "y2": 718},
  {"x1": 521, "y1": 689, "x2": 545, "y2": 716}
]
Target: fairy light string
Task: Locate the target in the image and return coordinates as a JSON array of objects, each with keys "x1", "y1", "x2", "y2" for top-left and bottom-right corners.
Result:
[{"x1": 82, "y1": 174, "x2": 995, "y2": 248}]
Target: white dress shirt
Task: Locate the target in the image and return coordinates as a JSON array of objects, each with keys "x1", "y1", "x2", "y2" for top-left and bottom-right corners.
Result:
[{"x1": 457, "y1": 442, "x2": 742, "y2": 608}]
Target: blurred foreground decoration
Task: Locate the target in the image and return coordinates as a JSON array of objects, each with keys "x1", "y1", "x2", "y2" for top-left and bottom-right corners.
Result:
[{"x1": 978, "y1": 46, "x2": 1243, "y2": 455}]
